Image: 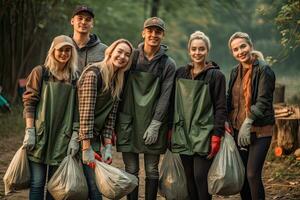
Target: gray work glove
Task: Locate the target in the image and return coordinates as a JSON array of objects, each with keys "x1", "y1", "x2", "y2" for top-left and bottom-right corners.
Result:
[
  {"x1": 143, "y1": 120, "x2": 162, "y2": 145},
  {"x1": 82, "y1": 146, "x2": 96, "y2": 167},
  {"x1": 23, "y1": 127, "x2": 36, "y2": 151},
  {"x1": 67, "y1": 131, "x2": 79, "y2": 156},
  {"x1": 101, "y1": 144, "x2": 112, "y2": 164},
  {"x1": 238, "y1": 117, "x2": 254, "y2": 147}
]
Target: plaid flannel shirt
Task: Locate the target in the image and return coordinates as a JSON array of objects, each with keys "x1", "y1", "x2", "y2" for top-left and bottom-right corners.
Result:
[{"x1": 78, "y1": 70, "x2": 118, "y2": 140}]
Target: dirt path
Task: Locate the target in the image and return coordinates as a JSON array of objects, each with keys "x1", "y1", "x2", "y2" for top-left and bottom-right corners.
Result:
[{"x1": 0, "y1": 133, "x2": 299, "y2": 200}]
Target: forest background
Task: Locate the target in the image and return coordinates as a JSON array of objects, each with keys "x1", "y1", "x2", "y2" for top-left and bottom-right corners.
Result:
[
  {"x1": 0, "y1": 1, "x2": 300, "y2": 199},
  {"x1": 0, "y1": 0, "x2": 299, "y2": 103}
]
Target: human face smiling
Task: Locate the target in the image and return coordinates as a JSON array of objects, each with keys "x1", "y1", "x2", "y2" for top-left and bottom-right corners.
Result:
[
  {"x1": 142, "y1": 26, "x2": 164, "y2": 47},
  {"x1": 189, "y1": 39, "x2": 208, "y2": 65},
  {"x1": 111, "y1": 43, "x2": 132, "y2": 71},
  {"x1": 54, "y1": 45, "x2": 72, "y2": 66},
  {"x1": 71, "y1": 12, "x2": 94, "y2": 34},
  {"x1": 230, "y1": 38, "x2": 253, "y2": 65}
]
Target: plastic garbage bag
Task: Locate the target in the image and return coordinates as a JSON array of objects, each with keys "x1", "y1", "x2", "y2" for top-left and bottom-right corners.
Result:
[
  {"x1": 208, "y1": 132, "x2": 245, "y2": 195},
  {"x1": 95, "y1": 160, "x2": 138, "y2": 199},
  {"x1": 3, "y1": 146, "x2": 30, "y2": 195},
  {"x1": 158, "y1": 149, "x2": 189, "y2": 200},
  {"x1": 47, "y1": 155, "x2": 88, "y2": 200}
]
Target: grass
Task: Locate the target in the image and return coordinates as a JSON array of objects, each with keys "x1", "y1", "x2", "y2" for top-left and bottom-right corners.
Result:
[{"x1": 0, "y1": 104, "x2": 25, "y2": 137}]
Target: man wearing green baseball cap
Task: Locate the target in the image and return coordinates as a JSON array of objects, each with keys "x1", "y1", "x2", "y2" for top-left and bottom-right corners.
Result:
[{"x1": 116, "y1": 16, "x2": 176, "y2": 200}]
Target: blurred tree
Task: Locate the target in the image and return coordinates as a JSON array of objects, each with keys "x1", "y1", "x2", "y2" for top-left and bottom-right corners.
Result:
[
  {"x1": 0, "y1": 0, "x2": 78, "y2": 102},
  {"x1": 275, "y1": 0, "x2": 300, "y2": 53},
  {"x1": 0, "y1": 0, "x2": 298, "y2": 102}
]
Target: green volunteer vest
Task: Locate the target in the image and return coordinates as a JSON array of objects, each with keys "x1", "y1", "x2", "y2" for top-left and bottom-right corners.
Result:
[
  {"x1": 79, "y1": 66, "x2": 114, "y2": 153},
  {"x1": 28, "y1": 73, "x2": 76, "y2": 165},
  {"x1": 171, "y1": 78, "x2": 214, "y2": 155},
  {"x1": 116, "y1": 71, "x2": 168, "y2": 154},
  {"x1": 90, "y1": 84, "x2": 114, "y2": 152}
]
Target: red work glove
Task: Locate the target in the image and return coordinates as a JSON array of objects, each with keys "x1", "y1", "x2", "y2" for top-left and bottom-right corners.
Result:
[
  {"x1": 207, "y1": 135, "x2": 221, "y2": 159},
  {"x1": 87, "y1": 152, "x2": 102, "y2": 169}
]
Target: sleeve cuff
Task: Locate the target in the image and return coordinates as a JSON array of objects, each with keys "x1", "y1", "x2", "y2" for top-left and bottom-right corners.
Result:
[{"x1": 79, "y1": 132, "x2": 93, "y2": 141}]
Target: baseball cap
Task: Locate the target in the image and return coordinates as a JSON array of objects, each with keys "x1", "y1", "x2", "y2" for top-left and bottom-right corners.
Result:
[
  {"x1": 143, "y1": 17, "x2": 165, "y2": 31},
  {"x1": 72, "y1": 5, "x2": 94, "y2": 18},
  {"x1": 52, "y1": 35, "x2": 75, "y2": 49}
]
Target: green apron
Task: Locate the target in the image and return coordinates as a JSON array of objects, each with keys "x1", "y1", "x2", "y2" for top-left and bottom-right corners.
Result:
[
  {"x1": 116, "y1": 71, "x2": 168, "y2": 154},
  {"x1": 171, "y1": 78, "x2": 214, "y2": 155},
  {"x1": 28, "y1": 79, "x2": 76, "y2": 165},
  {"x1": 90, "y1": 88, "x2": 114, "y2": 153},
  {"x1": 79, "y1": 66, "x2": 114, "y2": 153}
]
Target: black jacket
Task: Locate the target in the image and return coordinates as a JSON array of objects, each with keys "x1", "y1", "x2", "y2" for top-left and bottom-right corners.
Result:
[
  {"x1": 227, "y1": 59, "x2": 276, "y2": 126},
  {"x1": 171, "y1": 61, "x2": 227, "y2": 137}
]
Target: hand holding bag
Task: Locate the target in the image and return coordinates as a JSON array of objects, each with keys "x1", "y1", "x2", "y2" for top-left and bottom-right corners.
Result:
[{"x1": 208, "y1": 132, "x2": 245, "y2": 195}]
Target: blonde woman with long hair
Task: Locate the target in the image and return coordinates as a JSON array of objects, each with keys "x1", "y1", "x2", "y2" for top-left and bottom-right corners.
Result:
[
  {"x1": 78, "y1": 38, "x2": 133, "y2": 199},
  {"x1": 227, "y1": 32, "x2": 275, "y2": 200},
  {"x1": 23, "y1": 35, "x2": 79, "y2": 200},
  {"x1": 171, "y1": 31, "x2": 227, "y2": 200}
]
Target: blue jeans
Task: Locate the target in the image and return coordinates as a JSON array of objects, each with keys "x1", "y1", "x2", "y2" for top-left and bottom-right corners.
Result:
[
  {"x1": 83, "y1": 164, "x2": 102, "y2": 200},
  {"x1": 29, "y1": 161, "x2": 57, "y2": 200}
]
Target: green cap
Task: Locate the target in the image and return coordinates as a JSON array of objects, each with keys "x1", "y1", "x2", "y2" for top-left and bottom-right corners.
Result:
[{"x1": 143, "y1": 17, "x2": 165, "y2": 31}]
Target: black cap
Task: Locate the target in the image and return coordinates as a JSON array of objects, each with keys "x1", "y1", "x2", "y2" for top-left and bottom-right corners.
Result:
[{"x1": 72, "y1": 5, "x2": 94, "y2": 18}]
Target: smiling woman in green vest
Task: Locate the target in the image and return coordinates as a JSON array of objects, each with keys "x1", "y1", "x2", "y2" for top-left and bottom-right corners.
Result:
[
  {"x1": 171, "y1": 31, "x2": 227, "y2": 200},
  {"x1": 22, "y1": 35, "x2": 79, "y2": 200},
  {"x1": 77, "y1": 39, "x2": 133, "y2": 199}
]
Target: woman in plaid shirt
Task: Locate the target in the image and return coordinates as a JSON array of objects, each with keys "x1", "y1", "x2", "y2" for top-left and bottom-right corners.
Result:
[{"x1": 77, "y1": 39, "x2": 133, "y2": 199}]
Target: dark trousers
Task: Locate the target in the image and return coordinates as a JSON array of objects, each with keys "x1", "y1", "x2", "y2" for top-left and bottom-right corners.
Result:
[
  {"x1": 180, "y1": 154, "x2": 213, "y2": 200},
  {"x1": 122, "y1": 152, "x2": 160, "y2": 179},
  {"x1": 234, "y1": 130, "x2": 272, "y2": 200}
]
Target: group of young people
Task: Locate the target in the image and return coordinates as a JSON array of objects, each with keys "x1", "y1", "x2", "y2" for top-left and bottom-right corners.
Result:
[{"x1": 22, "y1": 4, "x2": 275, "y2": 200}]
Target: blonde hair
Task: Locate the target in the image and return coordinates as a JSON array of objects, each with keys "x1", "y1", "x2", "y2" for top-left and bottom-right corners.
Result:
[
  {"x1": 228, "y1": 32, "x2": 265, "y2": 61},
  {"x1": 44, "y1": 36, "x2": 78, "y2": 81},
  {"x1": 188, "y1": 31, "x2": 211, "y2": 51},
  {"x1": 81, "y1": 39, "x2": 133, "y2": 100}
]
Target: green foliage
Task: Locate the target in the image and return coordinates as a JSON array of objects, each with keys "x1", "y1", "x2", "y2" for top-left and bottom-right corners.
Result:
[
  {"x1": 0, "y1": 105, "x2": 24, "y2": 137},
  {"x1": 1, "y1": 0, "x2": 299, "y2": 99},
  {"x1": 275, "y1": 0, "x2": 300, "y2": 52}
]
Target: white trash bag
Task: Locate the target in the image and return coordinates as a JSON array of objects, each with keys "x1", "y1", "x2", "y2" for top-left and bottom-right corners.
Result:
[
  {"x1": 208, "y1": 132, "x2": 245, "y2": 195},
  {"x1": 3, "y1": 146, "x2": 30, "y2": 195},
  {"x1": 158, "y1": 149, "x2": 189, "y2": 200},
  {"x1": 95, "y1": 160, "x2": 138, "y2": 199},
  {"x1": 47, "y1": 155, "x2": 88, "y2": 200}
]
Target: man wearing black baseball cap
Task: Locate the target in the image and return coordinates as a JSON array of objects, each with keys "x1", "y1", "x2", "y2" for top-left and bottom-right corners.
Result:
[
  {"x1": 116, "y1": 16, "x2": 176, "y2": 200},
  {"x1": 70, "y1": 5, "x2": 108, "y2": 200},
  {"x1": 70, "y1": 5, "x2": 107, "y2": 73}
]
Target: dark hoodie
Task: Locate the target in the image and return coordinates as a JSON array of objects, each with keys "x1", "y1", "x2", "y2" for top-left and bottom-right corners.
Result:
[
  {"x1": 71, "y1": 34, "x2": 107, "y2": 73},
  {"x1": 172, "y1": 61, "x2": 227, "y2": 137},
  {"x1": 134, "y1": 43, "x2": 176, "y2": 122}
]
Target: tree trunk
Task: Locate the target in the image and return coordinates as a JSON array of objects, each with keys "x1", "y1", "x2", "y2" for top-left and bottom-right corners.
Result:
[
  {"x1": 150, "y1": 0, "x2": 160, "y2": 17},
  {"x1": 274, "y1": 83, "x2": 285, "y2": 103},
  {"x1": 276, "y1": 119, "x2": 298, "y2": 152}
]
